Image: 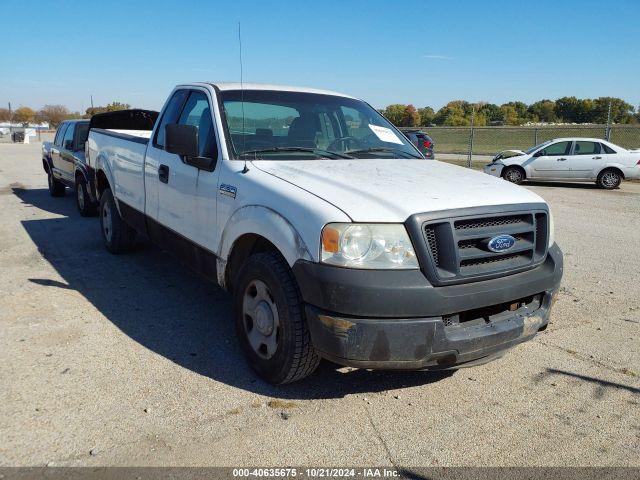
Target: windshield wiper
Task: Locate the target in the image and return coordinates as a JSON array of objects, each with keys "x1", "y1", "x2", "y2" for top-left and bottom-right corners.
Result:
[
  {"x1": 238, "y1": 147, "x2": 353, "y2": 159},
  {"x1": 345, "y1": 147, "x2": 422, "y2": 159}
]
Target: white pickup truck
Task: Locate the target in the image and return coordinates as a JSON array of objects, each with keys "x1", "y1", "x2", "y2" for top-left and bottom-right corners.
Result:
[{"x1": 86, "y1": 83, "x2": 563, "y2": 384}]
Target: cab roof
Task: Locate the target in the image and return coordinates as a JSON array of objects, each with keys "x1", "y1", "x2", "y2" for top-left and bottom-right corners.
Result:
[{"x1": 195, "y1": 82, "x2": 356, "y2": 99}]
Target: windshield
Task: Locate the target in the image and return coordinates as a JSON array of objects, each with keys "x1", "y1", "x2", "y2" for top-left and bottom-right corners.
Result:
[
  {"x1": 524, "y1": 140, "x2": 552, "y2": 155},
  {"x1": 220, "y1": 90, "x2": 423, "y2": 160}
]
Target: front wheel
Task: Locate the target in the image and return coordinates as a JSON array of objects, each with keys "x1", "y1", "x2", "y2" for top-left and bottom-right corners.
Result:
[
  {"x1": 234, "y1": 252, "x2": 320, "y2": 384},
  {"x1": 99, "y1": 188, "x2": 136, "y2": 254},
  {"x1": 502, "y1": 166, "x2": 525, "y2": 185},
  {"x1": 596, "y1": 169, "x2": 622, "y2": 189}
]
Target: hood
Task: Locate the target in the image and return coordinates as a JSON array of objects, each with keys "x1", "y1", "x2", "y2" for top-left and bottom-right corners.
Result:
[
  {"x1": 253, "y1": 159, "x2": 546, "y2": 222},
  {"x1": 493, "y1": 149, "x2": 527, "y2": 161}
]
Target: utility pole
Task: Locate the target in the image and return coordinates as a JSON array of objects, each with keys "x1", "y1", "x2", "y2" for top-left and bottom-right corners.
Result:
[
  {"x1": 8, "y1": 102, "x2": 12, "y2": 135},
  {"x1": 467, "y1": 106, "x2": 475, "y2": 168},
  {"x1": 605, "y1": 100, "x2": 612, "y2": 141},
  {"x1": 90, "y1": 95, "x2": 94, "y2": 110}
]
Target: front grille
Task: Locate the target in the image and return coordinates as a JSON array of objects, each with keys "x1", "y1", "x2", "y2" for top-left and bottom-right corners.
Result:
[
  {"x1": 424, "y1": 226, "x2": 439, "y2": 265},
  {"x1": 454, "y1": 215, "x2": 529, "y2": 230},
  {"x1": 421, "y1": 209, "x2": 548, "y2": 283}
]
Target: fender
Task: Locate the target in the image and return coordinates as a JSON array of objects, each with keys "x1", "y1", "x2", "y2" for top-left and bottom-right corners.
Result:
[
  {"x1": 596, "y1": 163, "x2": 626, "y2": 178},
  {"x1": 42, "y1": 156, "x2": 53, "y2": 173},
  {"x1": 217, "y1": 205, "x2": 314, "y2": 287},
  {"x1": 74, "y1": 163, "x2": 97, "y2": 202},
  {"x1": 95, "y1": 154, "x2": 122, "y2": 214}
]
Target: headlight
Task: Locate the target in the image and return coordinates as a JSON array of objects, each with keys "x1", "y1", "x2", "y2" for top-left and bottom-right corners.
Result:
[
  {"x1": 321, "y1": 223, "x2": 419, "y2": 269},
  {"x1": 548, "y1": 208, "x2": 555, "y2": 248}
]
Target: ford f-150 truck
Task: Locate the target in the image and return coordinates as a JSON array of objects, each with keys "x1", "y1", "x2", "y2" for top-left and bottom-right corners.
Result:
[
  {"x1": 86, "y1": 83, "x2": 563, "y2": 384},
  {"x1": 42, "y1": 119, "x2": 96, "y2": 215}
]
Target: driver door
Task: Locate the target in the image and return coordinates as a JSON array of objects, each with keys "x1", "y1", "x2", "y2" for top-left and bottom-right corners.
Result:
[{"x1": 530, "y1": 140, "x2": 572, "y2": 178}]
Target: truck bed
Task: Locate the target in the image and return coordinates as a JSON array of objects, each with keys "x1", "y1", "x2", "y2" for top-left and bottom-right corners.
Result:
[
  {"x1": 86, "y1": 109, "x2": 159, "y2": 214},
  {"x1": 86, "y1": 127, "x2": 151, "y2": 215}
]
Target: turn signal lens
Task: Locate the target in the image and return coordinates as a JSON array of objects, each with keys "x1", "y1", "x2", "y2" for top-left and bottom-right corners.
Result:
[{"x1": 321, "y1": 226, "x2": 339, "y2": 253}]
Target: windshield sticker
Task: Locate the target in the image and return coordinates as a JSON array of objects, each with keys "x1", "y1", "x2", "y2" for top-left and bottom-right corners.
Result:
[{"x1": 368, "y1": 124, "x2": 403, "y2": 144}]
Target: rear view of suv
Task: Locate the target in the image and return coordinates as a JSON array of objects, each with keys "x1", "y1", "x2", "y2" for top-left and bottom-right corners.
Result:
[{"x1": 404, "y1": 129, "x2": 435, "y2": 159}]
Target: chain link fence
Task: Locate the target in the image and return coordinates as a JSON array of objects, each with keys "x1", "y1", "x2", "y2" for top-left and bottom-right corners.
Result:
[{"x1": 401, "y1": 125, "x2": 640, "y2": 159}]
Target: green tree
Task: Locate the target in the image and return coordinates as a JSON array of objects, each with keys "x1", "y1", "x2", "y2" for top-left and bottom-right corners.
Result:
[
  {"x1": 554, "y1": 97, "x2": 595, "y2": 123},
  {"x1": 434, "y1": 101, "x2": 472, "y2": 126},
  {"x1": 477, "y1": 103, "x2": 503, "y2": 123},
  {"x1": 591, "y1": 97, "x2": 635, "y2": 124},
  {"x1": 84, "y1": 101, "x2": 131, "y2": 118},
  {"x1": 381, "y1": 104, "x2": 406, "y2": 126},
  {"x1": 500, "y1": 105, "x2": 520, "y2": 125},
  {"x1": 500, "y1": 101, "x2": 529, "y2": 124},
  {"x1": 417, "y1": 107, "x2": 435, "y2": 126},
  {"x1": 13, "y1": 106, "x2": 36, "y2": 125},
  {"x1": 528, "y1": 100, "x2": 556, "y2": 122},
  {"x1": 400, "y1": 104, "x2": 420, "y2": 127}
]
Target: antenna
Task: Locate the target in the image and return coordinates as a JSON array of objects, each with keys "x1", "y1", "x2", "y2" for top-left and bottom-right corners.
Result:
[{"x1": 239, "y1": 22, "x2": 249, "y2": 173}]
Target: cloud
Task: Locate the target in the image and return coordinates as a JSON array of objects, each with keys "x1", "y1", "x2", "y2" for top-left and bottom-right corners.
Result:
[{"x1": 422, "y1": 54, "x2": 451, "y2": 60}]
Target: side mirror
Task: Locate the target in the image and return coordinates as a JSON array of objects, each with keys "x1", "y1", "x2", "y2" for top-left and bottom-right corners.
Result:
[
  {"x1": 64, "y1": 139, "x2": 73, "y2": 150},
  {"x1": 165, "y1": 124, "x2": 216, "y2": 171},
  {"x1": 533, "y1": 150, "x2": 544, "y2": 157},
  {"x1": 166, "y1": 124, "x2": 198, "y2": 157}
]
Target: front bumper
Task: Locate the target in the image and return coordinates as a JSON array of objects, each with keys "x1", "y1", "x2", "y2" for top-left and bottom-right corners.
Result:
[
  {"x1": 293, "y1": 244, "x2": 563, "y2": 370},
  {"x1": 483, "y1": 163, "x2": 504, "y2": 177}
]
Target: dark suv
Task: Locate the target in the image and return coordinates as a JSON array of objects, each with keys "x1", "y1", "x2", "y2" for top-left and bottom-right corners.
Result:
[{"x1": 404, "y1": 129, "x2": 435, "y2": 159}]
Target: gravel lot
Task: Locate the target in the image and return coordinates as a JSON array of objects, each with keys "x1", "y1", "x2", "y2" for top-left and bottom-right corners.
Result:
[{"x1": 1, "y1": 142, "x2": 638, "y2": 467}]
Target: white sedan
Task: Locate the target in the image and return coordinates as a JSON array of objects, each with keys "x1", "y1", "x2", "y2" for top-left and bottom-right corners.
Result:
[{"x1": 484, "y1": 137, "x2": 640, "y2": 189}]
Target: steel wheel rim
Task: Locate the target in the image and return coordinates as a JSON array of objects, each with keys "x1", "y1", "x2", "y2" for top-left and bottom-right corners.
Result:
[
  {"x1": 77, "y1": 184, "x2": 85, "y2": 210},
  {"x1": 102, "y1": 200, "x2": 113, "y2": 242},
  {"x1": 602, "y1": 172, "x2": 618, "y2": 188},
  {"x1": 242, "y1": 279, "x2": 280, "y2": 359}
]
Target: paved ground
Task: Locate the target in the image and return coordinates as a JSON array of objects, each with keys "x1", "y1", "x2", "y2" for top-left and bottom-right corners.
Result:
[{"x1": 1, "y1": 142, "x2": 638, "y2": 467}]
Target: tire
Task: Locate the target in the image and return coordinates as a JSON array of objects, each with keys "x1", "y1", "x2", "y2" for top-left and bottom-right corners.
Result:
[
  {"x1": 502, "y1": 166, "x2": 525, "y2": 185},
  {"x1": 47, "y1": 169, "x2": 66, "y2": 197},
  {"x1": 234, "y1": 251, "x2": 320, "y2": 384},
  {"x1": 596, "y1": 169, "x2": 622, "y2": 190},
  {"x1": 76, "y1": 176, "x2": 97, "y2": 217},
  {"x1": 99, "y1": 188, "x2": 136, "y2": 254}
]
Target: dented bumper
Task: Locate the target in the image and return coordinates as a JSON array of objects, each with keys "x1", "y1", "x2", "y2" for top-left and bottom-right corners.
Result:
[{"x1": 293, "y1": 244, "x2": 563, "y2": 370}]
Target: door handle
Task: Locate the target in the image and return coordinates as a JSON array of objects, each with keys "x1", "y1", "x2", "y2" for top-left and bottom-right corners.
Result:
[
  {"x1": 158, "y1": 164, "x2": 169, "y2": 183},
  {"x1": 593, "y1": 156, "x2": 602, "y2": 160},
  {"x1": 557, "y1": 158, "x2": 567, "y2": 161}
]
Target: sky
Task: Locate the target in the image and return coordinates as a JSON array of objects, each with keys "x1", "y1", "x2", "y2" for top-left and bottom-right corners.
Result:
[{"x1": 1, "y1": 0, "x2": 639, "y2": 113}]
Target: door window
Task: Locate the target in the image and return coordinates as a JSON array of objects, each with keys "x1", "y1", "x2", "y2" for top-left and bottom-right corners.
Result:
[
  {"x1": 573, "y1": 141, "x2": 600, "y2": 155},
  {"x1": 540, "y1": 141, "x2": 571, "y2": 156},
  {"x1": 177, "y1": 91, "x2": 217, "y2": 159},
  {"x1": 154, "y1": 89, "x2": 189, "y2": 149},
  {"x1": 54, "y1": 123, "x2": 68, "y2": 147},
  {"x1": 62, "y1": 123, "x2": 75, "y2": 149}
]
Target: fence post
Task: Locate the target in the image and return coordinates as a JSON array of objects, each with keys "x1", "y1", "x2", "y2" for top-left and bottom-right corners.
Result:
[
  {"x1": 534, "y1": 128, "x2": 538, "y2": 146},
  {"x1": 605, "y1": 100, "x2": 612, "y2": 141},
  {"x1": 467, "y1": 108, "x2": 475, "y2": 168}
]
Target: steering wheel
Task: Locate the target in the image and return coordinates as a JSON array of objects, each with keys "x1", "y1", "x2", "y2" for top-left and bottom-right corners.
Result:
[{"x1": 327, "y1": 136, "x2": 366, "y2": 152}]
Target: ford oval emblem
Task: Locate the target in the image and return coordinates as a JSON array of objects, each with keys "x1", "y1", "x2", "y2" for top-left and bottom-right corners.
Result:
[{"x1": 487, "y1": 234, "x2": 516, "y2": 252}]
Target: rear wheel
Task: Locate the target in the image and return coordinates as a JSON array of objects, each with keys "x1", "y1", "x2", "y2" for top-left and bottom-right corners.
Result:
[
  {"x1": 502, "y1": 166, "x2": 525, "y2": 185},
  {"x1": 596, "y1": 169, "x2": 622, "y2": 189},
  {"x1": 234, "y1": 251, "x2": 320, "y2": 384},
  {"x1": 76, "y1": 176, "x2": 97, "y2": 217},
  {"x1": 47, "y1": 170, "x2": 65, "y2": 197},
  {"x1": 99, "y1": 188, "x2": 136, "y2": 253}
]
